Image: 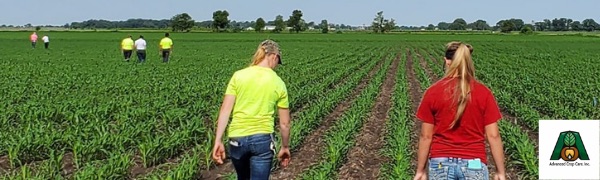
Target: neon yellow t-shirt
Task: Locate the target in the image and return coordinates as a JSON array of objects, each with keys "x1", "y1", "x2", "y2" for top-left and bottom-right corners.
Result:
[
  {"x1": 160, "y1": 37, "x2": 173, "y2": 49},
  {"x1": 225, "y1": 66, "x2": 289, "y2": 138},
  {"x1": 121, "y1": 38, "x2": 134, "y2": 50}
]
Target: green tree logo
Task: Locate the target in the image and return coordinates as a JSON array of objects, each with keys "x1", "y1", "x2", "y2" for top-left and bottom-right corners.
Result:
[{"x1": 550, "y1": 131, "x2": 590, "y2": 161}]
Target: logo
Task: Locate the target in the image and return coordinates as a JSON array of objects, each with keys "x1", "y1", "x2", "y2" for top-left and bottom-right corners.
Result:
[
  {"x1": 550, "y1": 131, "x2": 589, "y2": 161},
  {"x1": 540, "y1": 120, "x2": 599, "y2": 180}
]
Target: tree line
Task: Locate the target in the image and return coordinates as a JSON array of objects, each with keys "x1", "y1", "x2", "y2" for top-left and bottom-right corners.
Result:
[{"x1": 5, "y1": 10, "x2": 599, "y2": 33}]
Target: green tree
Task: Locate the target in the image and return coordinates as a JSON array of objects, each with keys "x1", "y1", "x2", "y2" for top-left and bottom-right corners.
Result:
[
  {"x1": 320, "y1": 20, "x2": 329, "y2": 33},
  {"x1": 535, "y1": 21, "x2": 549, "y2": 31},
  {"x1": 520, "y1": 25, "x2": 534, "y2": 34},
  {"x1": 509, "y1": 18, "x2": 525, "y2": 31},
  {"x1": 426, "y1": 24, "x2": 435, "y2": 30},
  {"x1": 212, "y1": 10, "x2": 230, "y2": 32},
  {"x1": 449, "y1": 18, "x2": 467, "y2": 30},
  {"x1": 469, "y1": 20, "x2": 490, "y2": 30},
  {"x1": 35, "y1": 26, "x2": 41, "y2": 31},
  {"x1": 286, "y1": 10, "x2": 305, "y2": 33},
  {"x1": 372, "y1": 11, "x2": 385, "y2": 33},
  {"x1": 437, "y1": 22, "x2": 450, "y2": 30},
  {"x1": 582, "y1": 19, "x2": 598, "y2": 31},
  {"x1": 170, "y1": 13, "x2": 194, "y2": 32},
  {"x1": 500, "y1": 20, "x2": 515, "y2": 33},
  {"x1": 273, "y1": 15, "x2": 285, "y2": 33},
  {"x1": 571, "y1": 21, "x2": 583, "y2": 31},
  {"x1": 255, "y1": 18, "x2": 266, "y2": 32},
  {"x1": 384, "y1": 18, "x2": 396, "y2": 32}
]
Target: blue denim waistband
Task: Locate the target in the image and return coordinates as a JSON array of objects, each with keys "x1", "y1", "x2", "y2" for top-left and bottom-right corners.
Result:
[
  {"x1": 229, "y1": 133, "x2": 273, "y2": 141},
  {"x1": 430, "y1": 157, "x2": 480, "y2": 163}
]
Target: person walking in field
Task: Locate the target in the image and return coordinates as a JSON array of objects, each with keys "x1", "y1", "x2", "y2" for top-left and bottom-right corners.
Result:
[
  {"x1": 159, "y1": 33, "x2": 173, "y2": 63},
  {"x1": 30, "y1": 32, "x2": 38, "y2": 49},
  {"x1": 121, "y1": 35, "x2": 134, "y2": 62},
  {"x1": 212, "y1": 40, "x2": 291, "y2": 180},
  {"x1": 42, "y1": 35, "x2": 49, "y2": 49},
  {"x1": 413, "y1": 42, "x2": 506, "y2": 180},
  {"x1": 134, "y1": 35, "x2": 147, "y2": 63}
]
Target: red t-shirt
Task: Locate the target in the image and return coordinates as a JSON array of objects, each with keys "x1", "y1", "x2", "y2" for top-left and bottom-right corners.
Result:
[{"x1": 416, "y1": 77, "x2": 502, "y2": 165}]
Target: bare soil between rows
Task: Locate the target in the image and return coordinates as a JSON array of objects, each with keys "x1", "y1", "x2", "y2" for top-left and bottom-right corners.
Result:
[
  {"x1": 269, "y1": 53, "x2": 388, "y2": 180},
  {"x1": 336, "y1": 51, "x2": 400, "y2": 179},
  {"x1": 0, "y1": 155, "x2": 9, "y2": 174}
]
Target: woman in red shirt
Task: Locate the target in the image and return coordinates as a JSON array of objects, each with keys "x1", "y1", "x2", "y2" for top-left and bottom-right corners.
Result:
[{"x1": 414, "y1": 42, "x2": 506, "y2": 180}]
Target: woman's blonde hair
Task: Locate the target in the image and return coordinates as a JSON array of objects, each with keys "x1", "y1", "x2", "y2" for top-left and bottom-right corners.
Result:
[
  {"x1": 443, "y1": 41, "x2": 475, "y2": 129},
  {"x1": 251, "y1": 40, "x2": 280, "y2": 66}
]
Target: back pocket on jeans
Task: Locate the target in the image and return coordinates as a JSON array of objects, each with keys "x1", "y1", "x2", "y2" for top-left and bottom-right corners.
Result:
[
  {"x1": 428, "y1": 166, "x2": 448, "y2": 180},
  {"x1": 461, "y1": 167, "x2": 487, "y2": 180}
]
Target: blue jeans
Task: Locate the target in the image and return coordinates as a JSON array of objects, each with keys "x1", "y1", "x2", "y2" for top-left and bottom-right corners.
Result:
[
  {"x1": 228, "y1": 133, "x2": 275, "y2": 180},
  {"x1": 428, "y1": 157, "x2": 489, "y2": 180},
  {"x1": 136, "y1": 50, "x2": 146, "y2": 63},
  {"x1": 161, "y1": 49, "x2": 170, "y2": 62}
]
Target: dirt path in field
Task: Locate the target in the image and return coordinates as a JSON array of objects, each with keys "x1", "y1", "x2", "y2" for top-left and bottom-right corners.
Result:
[
  {"x1": 417, "y1": 50, "x2": 527, "y2": 180},
  {"x1": 268, "y1": 54, "x2": 389, "y2": 180},
  {"x1": 406, "y1": 48, "x2": 423, "y2": 172},
  {"x1": 336, "y1": 51, "x2": 400, "y2": 179}
]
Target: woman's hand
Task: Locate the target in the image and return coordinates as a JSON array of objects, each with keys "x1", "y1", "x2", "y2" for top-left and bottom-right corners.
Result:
[
  {"x1": 278, "y1": 147, "x2": 291, "y2": 167},
  {"x1": 212, "y1": 141, "x2": 226, "y2": 164},
  {"x1": 494, "y1": 173, "x2": 506, "y2": 180},
  {"x1": 413, "y1": 170, "x2": 426, "y2": 180}
]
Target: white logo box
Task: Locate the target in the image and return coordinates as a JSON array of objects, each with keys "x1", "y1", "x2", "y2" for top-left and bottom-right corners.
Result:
[{"x1": 539, "y1": 120, "x2": 600, "y2": 180}]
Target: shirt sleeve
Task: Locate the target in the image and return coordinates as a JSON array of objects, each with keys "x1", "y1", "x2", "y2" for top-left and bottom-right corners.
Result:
[
  {"x1": 277, "y1": 82, "x2": 289, "y2": 109},
  {"x1": 483, "y1": 89, "x2": 503, "y2": 125},
  {"x1": 224, "y1": 73, "x2": 237, "y2": 96},
  {"x1": 416, "y1": 89, "x2": 435, "y2": 124}
]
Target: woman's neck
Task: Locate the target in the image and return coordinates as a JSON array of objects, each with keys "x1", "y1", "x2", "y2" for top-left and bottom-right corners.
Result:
[{"x1": 256, "y1": 59, "x2": 273, "y2": 69}]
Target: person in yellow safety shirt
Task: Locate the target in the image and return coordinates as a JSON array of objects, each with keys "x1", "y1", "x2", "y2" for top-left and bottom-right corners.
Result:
[
  {"x1": 121, "y1": 35, "x2": 134, "y2": 62},
  {"x1": 212, "y1": 40, "x2": 290, "y2": 179},
  {"x1": 159, "y1": 33, "x2": 173, "y2": 63}
]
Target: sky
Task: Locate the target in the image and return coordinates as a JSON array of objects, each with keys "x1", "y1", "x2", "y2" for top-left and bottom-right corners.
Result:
[{"x1": 2, "y1": 0, "x2": 598, "y2": 26}]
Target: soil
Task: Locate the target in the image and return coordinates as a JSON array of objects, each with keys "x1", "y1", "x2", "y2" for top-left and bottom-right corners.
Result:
[
  {"x1": 61, "y1": 152, "x2": 76, "y2": 177},
  {"x1": 268, "y1": 53, "x2": 389, "y2": 180},
  {"x1": 0, "y1": 155, "x2": 9, "y2": 174},
  {"x1": 336, "y1": 51, "x2": 400, "y2": 179}
]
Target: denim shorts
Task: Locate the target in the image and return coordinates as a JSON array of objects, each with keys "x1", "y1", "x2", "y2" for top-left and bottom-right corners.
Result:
[
  {"x1": 428, "y1": 157, "x2": 489, "y2": 180},
  {"x1": 228, "y1": 133, "x2": 275, "y2": 180}
]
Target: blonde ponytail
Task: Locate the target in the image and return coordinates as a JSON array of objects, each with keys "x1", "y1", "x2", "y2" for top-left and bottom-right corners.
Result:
[
  {"x1": 251, "y1": 45, "x2": 267, "y2": 66},
  {"x1": 443, "y1": 42, "x2": 475, "y2": 129}
]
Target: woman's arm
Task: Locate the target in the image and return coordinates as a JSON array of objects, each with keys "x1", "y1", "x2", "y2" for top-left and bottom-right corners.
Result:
[
  {"x1": 485, "y1": 122, "x2": 506, "y2": 175},
  {"x1": 416, "y1": 122, "x2": 434, "y2": 173},
  {"x1": 277, "y1": 108, "x2": 291, "y2": 148},
  {"x1": 215, "y1": 95, "x2": 236, "y2": 142}
]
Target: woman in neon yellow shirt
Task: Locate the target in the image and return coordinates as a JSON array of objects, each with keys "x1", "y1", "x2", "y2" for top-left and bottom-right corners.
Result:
[{"x1": 212, "y1": 40, "x2": 291, "y2": 179}]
